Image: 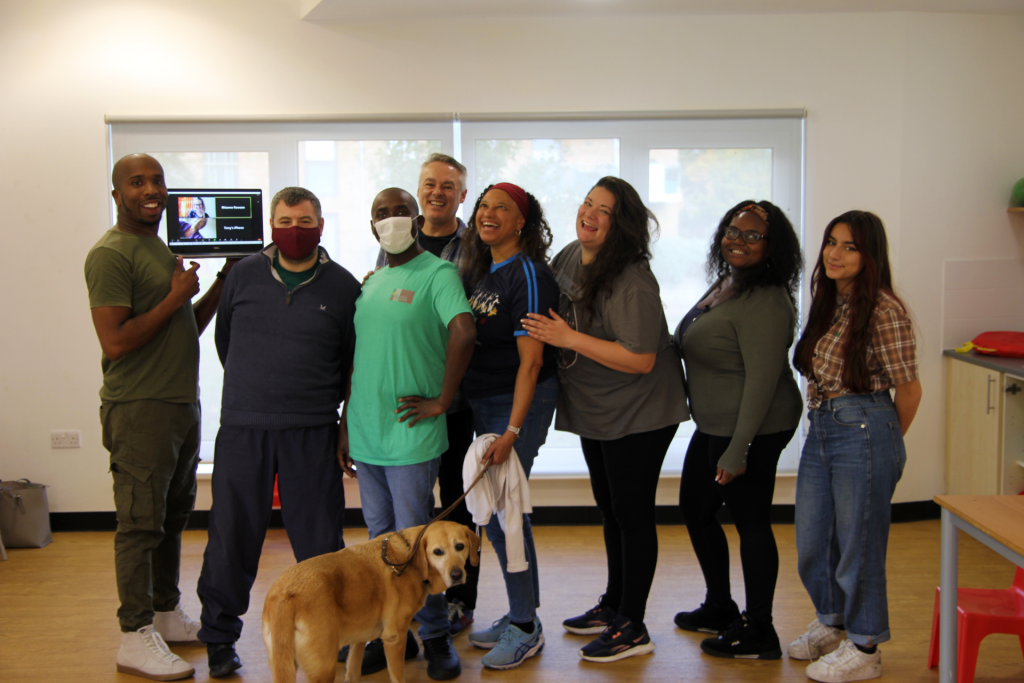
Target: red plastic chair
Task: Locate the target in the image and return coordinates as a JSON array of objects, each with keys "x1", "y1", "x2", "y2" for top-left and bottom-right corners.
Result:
[{"x1": 927, "y1": 567, "x2": 1024, "y2": 683}]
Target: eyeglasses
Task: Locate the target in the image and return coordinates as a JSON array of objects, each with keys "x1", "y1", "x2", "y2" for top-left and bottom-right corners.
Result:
[{"x1": 724, "y1": 226, "x2": 767, "y2": 245}]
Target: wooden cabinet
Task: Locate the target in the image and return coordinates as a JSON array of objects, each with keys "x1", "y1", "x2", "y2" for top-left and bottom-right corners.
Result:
[{"x1": 945, "y1": 354, "x2": 1024, "y2": 495}]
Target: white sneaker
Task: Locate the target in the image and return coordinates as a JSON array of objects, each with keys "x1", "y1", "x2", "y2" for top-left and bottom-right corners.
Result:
[
  {"x1": 117, "y1": 625, "x2": 195, "y2": 681},
  {"x1": 153, "y1": 603, "x2": 200, "y2": 643},
  {"x1": 806, "y1": 640, "x2": 881, "y2": 682},
  {"x1": 788, "y1": 619, "x2": 845, "y2": 660}
]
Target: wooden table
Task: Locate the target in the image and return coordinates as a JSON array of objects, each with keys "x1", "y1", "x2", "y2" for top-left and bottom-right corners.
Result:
[{"x1": 934, "y1": 495, "x2": 1024, "y2": 683}]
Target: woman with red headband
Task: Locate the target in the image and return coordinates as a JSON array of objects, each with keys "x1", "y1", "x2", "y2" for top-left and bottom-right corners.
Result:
[
  {"x1": 460, "y1": 183, "x2": 559, "y2": 670},
  {"x1": 670, "y1": 200, "x2": 803, "y2": 661},
  {"x1": 522, "y1": 176, "x2": 688, "y2": 663}
]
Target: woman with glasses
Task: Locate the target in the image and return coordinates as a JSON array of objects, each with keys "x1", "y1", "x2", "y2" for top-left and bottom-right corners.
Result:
[
  {"x1": 670, "y1": 200, "x2": 803, "y2": 661},
  {"x1": 460, "y1": 183, "x2": 559, "y2": 670},
  {"x1": 789, "y1": 211, "x2": 920, "y2": 683},
  {"x1": 522, "y1": 176, "x2": 688, "y2": 663}
]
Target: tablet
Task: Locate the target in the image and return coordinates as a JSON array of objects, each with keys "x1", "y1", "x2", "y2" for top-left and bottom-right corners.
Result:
[{"x1": 164, "y1": 189, "x2": 265, "y2": 258}]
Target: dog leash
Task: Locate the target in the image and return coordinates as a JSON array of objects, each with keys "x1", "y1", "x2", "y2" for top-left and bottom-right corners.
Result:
[{"x1": 381, "y1": 452, "x2": 495, "y2": 577}]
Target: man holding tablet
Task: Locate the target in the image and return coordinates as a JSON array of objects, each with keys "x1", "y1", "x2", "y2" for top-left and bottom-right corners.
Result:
[
  {"x1": 196, "y1": 187, "x2": 360, "y2": 677},
  {"x1": 85, "y1": 153, "x2": 235, "y2": 681}
]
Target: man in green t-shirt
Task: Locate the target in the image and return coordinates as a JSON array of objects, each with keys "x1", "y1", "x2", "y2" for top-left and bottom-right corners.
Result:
[
  {"x1": 341, "y1": 214, "x2": 475, "y2": 681},
  {"x1": 84, "y1": 153, "x2": 234, "y2": 682}
]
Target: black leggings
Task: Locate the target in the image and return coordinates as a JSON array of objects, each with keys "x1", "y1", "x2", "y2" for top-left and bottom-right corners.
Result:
[
  {"x1": 581, "y1": 423, "x2": 678, "y2": 625},
  {"x1": 679, "y1": 428, "x2": 796, "y2": 625}
]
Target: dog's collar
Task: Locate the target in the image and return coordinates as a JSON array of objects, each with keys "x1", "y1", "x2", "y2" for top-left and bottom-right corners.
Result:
[{"x1": 381, "y1": 531, "x2": 411, "y2": 576}]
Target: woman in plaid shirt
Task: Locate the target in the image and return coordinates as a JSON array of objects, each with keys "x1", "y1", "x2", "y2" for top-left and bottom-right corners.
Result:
[{"x1": 789, "y1": 210, "x2": 922, "y2": 683}]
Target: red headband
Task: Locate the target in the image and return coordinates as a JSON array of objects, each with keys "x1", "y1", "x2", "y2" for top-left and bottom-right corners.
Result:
[{"x1": 490, "y1": 182, "x2": 530, "y2": 221}]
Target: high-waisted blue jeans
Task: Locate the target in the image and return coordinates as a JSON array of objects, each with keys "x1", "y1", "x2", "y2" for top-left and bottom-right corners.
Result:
[
  {"x1": 795, "y1": 391, "x2": 907, "y2": 647},
  {"x1": 469, "y1": 375, "x2": 558, "y2": 624}
]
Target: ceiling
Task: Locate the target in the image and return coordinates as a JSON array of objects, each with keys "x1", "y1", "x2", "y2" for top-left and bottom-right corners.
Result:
[{"x1": 300, "y1": 0, "x2": 1024, "y2": 21}]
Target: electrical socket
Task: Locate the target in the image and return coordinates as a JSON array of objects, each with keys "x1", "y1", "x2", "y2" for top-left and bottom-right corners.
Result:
[{"x1": 50, "y1": 430, "x2": 81, "y2": 449}]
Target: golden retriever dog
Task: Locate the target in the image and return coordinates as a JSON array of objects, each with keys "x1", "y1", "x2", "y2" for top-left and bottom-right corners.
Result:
[{"x1": 262, "y1": 521, "x2": 480, "y2": 683}]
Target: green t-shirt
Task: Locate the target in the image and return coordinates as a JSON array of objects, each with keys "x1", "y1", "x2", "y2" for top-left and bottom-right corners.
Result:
[
  {"x1": 84, "y1": 229, "x2": 199, "y2": 403},
  {"x1": 273, "y1": 251, "x2": 318, "y2": 292},
  {"x1": 348, "y1": 252, "x2": 472, "y2": 466}
]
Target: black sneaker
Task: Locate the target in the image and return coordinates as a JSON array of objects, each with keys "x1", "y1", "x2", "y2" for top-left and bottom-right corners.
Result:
[
  {"x1": 673, "y1": 599, "x2": 741, "y2": 634},
  {"x1": 699, "y1": 613, "x2": 782, "y2": 660},
  {"x1": 563, "y1": 602, "x2": 617, "y2": 635},
  {"x1": 422, "y1": 635, "x2": 461, "y2": 680},
  {"x1": 579, "y1": 615, "x2": 655, "y2": 663},
  {"x1": 207, "y1": 642, "x2": 242, "y2": 678},
  {"x1": 341, "y1": 630, "x2": 419, "y2": 674}
]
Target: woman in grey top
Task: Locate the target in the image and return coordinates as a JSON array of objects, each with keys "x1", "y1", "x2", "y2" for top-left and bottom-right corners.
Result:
[
  {"x1": 522, "y1": 177, "x2": 688, "y2": 663},
  {"x1": 671, "y1": 200, "x2": 803, "y2": 660}
]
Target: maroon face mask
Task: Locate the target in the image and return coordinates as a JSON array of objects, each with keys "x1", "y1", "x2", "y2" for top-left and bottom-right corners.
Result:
[{"x1": 272, "y1": 227, "x2": 320, "y2": 261}]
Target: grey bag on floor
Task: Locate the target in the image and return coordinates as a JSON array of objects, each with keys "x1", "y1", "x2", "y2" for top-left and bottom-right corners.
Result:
[{"x1": 0, "y1": 479, "x2": 52, "y2": 548}]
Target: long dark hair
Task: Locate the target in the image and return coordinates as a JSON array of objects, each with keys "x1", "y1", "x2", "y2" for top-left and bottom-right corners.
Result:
[
  {"x1": 793, "y1": 210, "x2": 907, "y2": 393},
  {"x1": 574, "y1": 176, "x2": 658, "y2": 314},
  {"x1": 706, "y1": 199, "x2": 802, "y2": 304},
  {"x1": 461, "y1": 184, "x2": 552, "y2": 289}
]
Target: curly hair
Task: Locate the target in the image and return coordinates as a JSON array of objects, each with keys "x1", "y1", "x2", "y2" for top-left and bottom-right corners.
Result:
[
  {"x1": 706, "y1": 199, "x2": 802, "y2": 304},
  {"x1": 461, "y1": 184, "x2": 553, "y2": 289},
  {"x1": 573, "y1": 176, "x2": 659, "y2": 315},
  {"x1": 793, "y1": 210, "x2": 907, "y2": 394}
]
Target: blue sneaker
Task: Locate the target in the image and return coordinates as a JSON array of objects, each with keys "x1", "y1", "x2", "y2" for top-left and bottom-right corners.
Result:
[
  {"x1": 448, "y1": 599, "x2": 474, "y2": 638},
  {"x1": 468, "y1": 615, "x2": 511, "y2": 649},
  {"x1": 481, "y1": 623, "x2": 544, "y2": 670},
  {"x1": 579, "y1": 615, "x2": 655, "y2": 663}
]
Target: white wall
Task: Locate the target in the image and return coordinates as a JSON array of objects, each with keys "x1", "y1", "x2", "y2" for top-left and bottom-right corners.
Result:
[{"x1": 1, "y1": 1, "x2": 1022, "y2": 512}]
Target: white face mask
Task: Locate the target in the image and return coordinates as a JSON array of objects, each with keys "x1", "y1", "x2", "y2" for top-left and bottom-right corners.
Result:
[{"x1": 374, "y1": 216, "x2": 416, "y2": 254}]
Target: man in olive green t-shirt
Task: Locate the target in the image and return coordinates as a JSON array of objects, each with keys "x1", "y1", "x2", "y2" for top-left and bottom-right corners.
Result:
[{"x1": 84, "y1": 153, "x2": 234, "y2": 681}]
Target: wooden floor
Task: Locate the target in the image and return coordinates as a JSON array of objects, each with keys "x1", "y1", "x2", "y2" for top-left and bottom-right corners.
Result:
[{"x1": 2, "y1": 521, "x2": 1023, "y2": 682}]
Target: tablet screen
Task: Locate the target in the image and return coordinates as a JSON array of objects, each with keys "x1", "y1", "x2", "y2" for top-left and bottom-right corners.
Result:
[{"x1": 164, "y1": 189, "x2": 265, "y2": 257}]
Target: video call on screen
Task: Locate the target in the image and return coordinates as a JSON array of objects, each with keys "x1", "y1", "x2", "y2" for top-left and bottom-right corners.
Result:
[{"x1": 167, "y1": 189, "x2": 263, "y2": 246}]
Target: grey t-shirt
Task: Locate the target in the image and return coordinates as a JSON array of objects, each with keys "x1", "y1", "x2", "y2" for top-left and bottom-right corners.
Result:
[
  {"x1": 675, "y1": 281, "x2": 803, "y2": 473},
  {"x1": 551, "y1": 241, "x2": 689, "y2": 440}
]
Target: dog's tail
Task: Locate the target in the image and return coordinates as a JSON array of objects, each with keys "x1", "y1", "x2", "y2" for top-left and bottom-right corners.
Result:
[{"x1": 263, "y1": 589, "x2": 298, "y2": 683}]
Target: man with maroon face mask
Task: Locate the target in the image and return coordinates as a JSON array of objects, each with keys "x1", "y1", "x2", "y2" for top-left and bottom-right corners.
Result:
[{"x1": 195, "y1": 187, "x2": 361, "y2": 678}]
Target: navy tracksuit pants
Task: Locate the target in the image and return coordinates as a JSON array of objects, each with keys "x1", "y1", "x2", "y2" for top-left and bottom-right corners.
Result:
[{"x1": 197, "y1": 424, "x2": 346, "y2": 644}]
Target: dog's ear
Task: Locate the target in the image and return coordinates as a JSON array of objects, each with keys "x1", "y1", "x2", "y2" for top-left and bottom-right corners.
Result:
[
  {"x1": 416, "y1": 533, "x2": 449, "y2": 593},
  {"x1": 411, "y1": 533, "x2": 431, "y2": 584},
  {"x1": 465, "y1": 527, "x2": 481, "y2": 567}
]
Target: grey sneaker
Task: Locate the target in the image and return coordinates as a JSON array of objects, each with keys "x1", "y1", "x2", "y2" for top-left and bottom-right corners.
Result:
[
  {"x1": 481, "y1": 622, "x2": 544, "y2": 670},
  {"x1": 468, "y1": 615, "x2": 512, "y2": 649}
]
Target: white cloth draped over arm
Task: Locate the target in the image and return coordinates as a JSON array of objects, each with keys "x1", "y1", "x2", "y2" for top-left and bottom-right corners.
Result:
[{"x1": 462, "y1": 433, "x2": 532, "y2": 572}]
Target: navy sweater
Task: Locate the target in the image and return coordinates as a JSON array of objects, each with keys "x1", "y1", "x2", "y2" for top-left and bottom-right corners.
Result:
[{"x1": 215, "y1": 246, "x2": 360, "y2": 429}]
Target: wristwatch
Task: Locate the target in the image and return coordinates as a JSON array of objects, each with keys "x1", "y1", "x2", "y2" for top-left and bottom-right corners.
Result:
[
  {"x1": 506, "y1": 424, "x2": 521, "y2": 437},
  {"x1": 215, "y1": 270, "x2": 227, "y2": 281}
]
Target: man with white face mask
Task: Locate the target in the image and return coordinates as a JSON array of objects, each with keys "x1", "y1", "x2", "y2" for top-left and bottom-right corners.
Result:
[
  {"x1": 342, "y1": 212, "x2": 476, "y2": 681},
  {"x1": 371, "y1": 160, "x2": 482, "y2": 641},
  {"x1": 195, "y1": 187, "x2": 361, "y2": 677}
]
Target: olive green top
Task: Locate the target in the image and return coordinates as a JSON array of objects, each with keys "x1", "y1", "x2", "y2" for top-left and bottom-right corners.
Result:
[
  {"x1": 85, "y1": 229, "x2": 199, "y2": 403},
  {"x1": 675, "y1": 282, "x2": 803, "y2": 474}
]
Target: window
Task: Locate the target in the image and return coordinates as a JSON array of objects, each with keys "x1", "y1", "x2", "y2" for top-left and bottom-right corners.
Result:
[
  {"x1": 110, "y1": 113, "x2": 803, "y2": 473},
  {"x1": 461, "y1": 116, "x2": 803, "y2": 473}
]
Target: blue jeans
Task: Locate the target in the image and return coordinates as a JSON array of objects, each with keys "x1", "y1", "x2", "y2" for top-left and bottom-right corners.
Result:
[
  {"x1": 354, "y1": 457, "x2": 448, "y2": 641},
  {"x1": 469, "y1": 375, "x2": 558, "y2": 623},
  {"x1": 795, "y1": 391, "x2": 907, "y2": 647}
]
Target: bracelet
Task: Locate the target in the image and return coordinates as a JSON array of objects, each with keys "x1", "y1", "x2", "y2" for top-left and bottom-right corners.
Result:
[
  {"x1": 506, "y1": 424, "x2": 521, "y2": 437},
  {"x1": 215, "y1": 270, "x2": 227, "y2": 281}
]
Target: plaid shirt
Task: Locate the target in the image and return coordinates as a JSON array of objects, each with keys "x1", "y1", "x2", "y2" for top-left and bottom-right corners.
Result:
[{"x1": 808, "y1": 290, "x2": 918, "y2": 409}]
